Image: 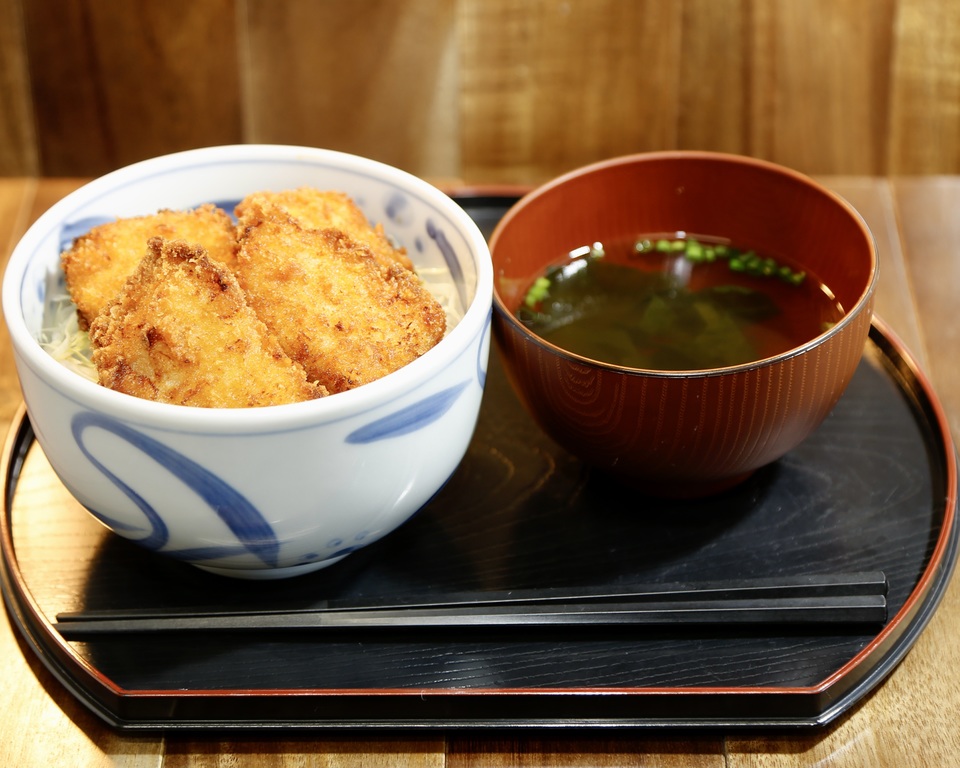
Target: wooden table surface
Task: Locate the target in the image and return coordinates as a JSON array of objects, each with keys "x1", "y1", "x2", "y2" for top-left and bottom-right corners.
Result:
[{"x1": 2, "y1": 176, "x2": 959, "y2": 766}]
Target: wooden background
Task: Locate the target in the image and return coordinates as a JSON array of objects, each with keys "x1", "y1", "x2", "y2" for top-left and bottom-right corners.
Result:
[{"x1": 1, "y1": 0, "x2": 959, "y2": 183}]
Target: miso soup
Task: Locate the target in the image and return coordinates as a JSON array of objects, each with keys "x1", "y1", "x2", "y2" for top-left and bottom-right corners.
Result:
[{"x1": 517, "y1": 234, "x2": 844, "y2": 371}]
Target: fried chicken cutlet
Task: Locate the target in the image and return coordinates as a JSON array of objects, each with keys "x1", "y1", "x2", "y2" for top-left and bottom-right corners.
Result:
[
  {"x1": 235, "y1": 206, "x2": 446, "y2": 394},
  {"x1": 235, "y1": 188, "x2": 414, "y2": 272},
  {"x1": 90, "y1": 238, "x2": 327, "y2": 408},
  {"x1": 62, "y1": 204, "x2": 237, "y2": 330}
]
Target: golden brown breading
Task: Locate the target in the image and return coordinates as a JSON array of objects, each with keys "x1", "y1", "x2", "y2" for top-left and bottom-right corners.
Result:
[
  {"x1": 235, "y1": 188, "x2": 414, "y2": 272},
  {"x1": 62, "y1": 204, "x2": 237, "y2": 330},
  {"x1": 90, "y1": 238, "x2": 327, "y2": 408},
  {"x1": 235, "y1": 207, "x2": 446, "y2": 394}
]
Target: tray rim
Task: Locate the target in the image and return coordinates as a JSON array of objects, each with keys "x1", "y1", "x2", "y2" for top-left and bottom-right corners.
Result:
[{"x1": 2, "y1": 310, "x2": 958, "y2": 729}]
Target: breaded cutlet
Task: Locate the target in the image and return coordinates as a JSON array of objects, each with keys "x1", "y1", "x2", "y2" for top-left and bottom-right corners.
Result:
[
  {"x1": 62, "y1": 204, "x2": 237, "y2": 330},
  {"x1": 235, "y1": 205, "x2": 446, "y2": 394},
  {"x1": 235, "y1": 187, "x2": 414, "y2": 272},
  {"x1": 90, "y1": 238, "x2": 327, "y2": 408}
]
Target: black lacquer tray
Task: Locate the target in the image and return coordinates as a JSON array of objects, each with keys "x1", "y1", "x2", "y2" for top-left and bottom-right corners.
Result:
[{"x1": 1, "y1": 196, "x2": 958, "y2": 731}]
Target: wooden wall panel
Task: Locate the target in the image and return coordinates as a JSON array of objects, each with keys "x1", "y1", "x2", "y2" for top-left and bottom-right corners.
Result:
[
  {"x1": 21, "y1": 0, "x2": 242, "y2": 176},
  {"x1": 0, "y1": 0, "x2": 37, "y2": 175},
  {"x1": 676, "y1": 0, "x2": 749, "y2": 156},
  {"x1": 745, "y1": 0, "x2": 896, "y2": 174},
  {"x1": 1, "y1": 0, "x2": 959, "y2": 180},
  {"x1": 244, "y1": 0, "x2": 459, "y2": 178},
  {"x1": 888, "y1": 0, "x2": 960, "y2": 173},
  {"x1": 458, "y1": 0, "x2": 684, "y2": 184}
]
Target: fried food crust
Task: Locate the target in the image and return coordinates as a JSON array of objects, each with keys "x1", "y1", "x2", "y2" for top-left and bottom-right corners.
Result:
[
  {"x1": 90, "y1": 238, "x2": 327, "y2": 408},
  {"x1": 235, "y1": 206, "x2": 446, "y2": 394},
  {"x1": 62, "y1": 204, "x2": 237, "y2": 330},
  {"x1": 235, "y1": 188, "x2": 414, "y2": 272}
]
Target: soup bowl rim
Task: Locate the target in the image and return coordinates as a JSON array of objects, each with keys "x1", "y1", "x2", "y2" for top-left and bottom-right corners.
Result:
[{"x1": 489, "y1": 149, "x2": 879, "y2": 379}]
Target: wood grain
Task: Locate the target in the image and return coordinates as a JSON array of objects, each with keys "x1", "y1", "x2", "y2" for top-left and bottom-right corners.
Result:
[
  {"x1": 0, "y1": 178, "x2": 33, "y2": 258},
  {"x1": 2, "y1": 0, "x2": 960, "y2": 178},
  {"x1": 458, "y1": 0, "x2": 684, "y2": 184},
  {"x1": 888, "y1": 0, "x2": 960, "y2": 173},
  {"x1": 446, "y1": 737, "x2": 724, "y2": 767},
  {"x1": 21, "y1": 0, "x2": 242, "y2": 176},
  {"x1": 747, "y1": 0, "x2": 897, "y2": 174},
  {"x1": 163, "y1": 737, "x2": 447, "y2": 767},
  {"x1": 725, "y1": 176, "x2": 960, "y2": 768},
  {"x1": 892, "y1": 178, "x2": 960, "y2": 434},
  {"x1": 2, "y1": 176, "x2": 960, "y2": 766},
  {"x1": 0, "y1": 178, "x2": 164, "y2": 768},
  {"x1": 819, "y1": 177, "x2": 926, "y2": 366},
  {"x1": 676, "y1": 0, "x2": 748, "y2": 156},
  {"x1": 0, "y1": 0, "x2": 37, "y2": 176},
  {"x1": 244, "y1": 0, "x2": 458, "y2": 178},
  {"x1": 0, "y1": 176, "x2": 86, "y2": 425}
]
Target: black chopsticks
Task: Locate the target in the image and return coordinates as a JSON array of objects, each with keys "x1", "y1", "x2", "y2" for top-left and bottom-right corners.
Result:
[{"x1": 52, "y1": 571, "x2": 888, "y2": 636}]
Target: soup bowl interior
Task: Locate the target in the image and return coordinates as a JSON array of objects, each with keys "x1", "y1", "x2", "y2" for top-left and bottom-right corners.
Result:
[
  {"x1": 490, "y1": 151, "x2": 878, "y2": 497},
  {"x1": 492, "y1": 154, "x2": 872, "y2": 313},
  {"x1": 2, "y1": 144, "x2": 493, "y2": 578}
]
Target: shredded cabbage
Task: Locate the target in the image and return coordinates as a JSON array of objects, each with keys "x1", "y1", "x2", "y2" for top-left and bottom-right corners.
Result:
[
  {"x1": 417, "y1": 266, "x2": 464, "y2": 332},
  {"x1": 38, "y1": 292, "x2": 97, "y2": 381}
]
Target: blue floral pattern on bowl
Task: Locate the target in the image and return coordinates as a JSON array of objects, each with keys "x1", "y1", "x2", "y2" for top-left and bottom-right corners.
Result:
[
  {"x1": 72, "y1": 411, "x2": 280, "y2": 567},
  {"x1": 8, "y1": 145, "x2": 493, "y2": 578}
]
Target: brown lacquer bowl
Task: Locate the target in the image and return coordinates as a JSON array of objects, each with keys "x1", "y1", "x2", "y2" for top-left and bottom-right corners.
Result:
[{"x1": 490, "y1": 152, "x2": 878, "y2": 497}]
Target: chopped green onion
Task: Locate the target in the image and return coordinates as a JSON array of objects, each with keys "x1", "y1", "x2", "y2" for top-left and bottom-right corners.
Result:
[
  {"x1": 634, "y1": 239, "x2": 654, "y2": 254},
  {"x1": 523, "y1": 276, "x2": 552, "y2": 308},
  {"x1": 685, "y1": 239, "x2": 705, "y2": 262},
  {"x1": 634, "y1": 235, "x2": 805, "y2": 286}
]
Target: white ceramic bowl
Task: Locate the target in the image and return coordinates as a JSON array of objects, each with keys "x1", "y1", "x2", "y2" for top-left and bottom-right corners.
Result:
[{"x1": 2, "y1": 145, "x2": 493, "y2": 579}]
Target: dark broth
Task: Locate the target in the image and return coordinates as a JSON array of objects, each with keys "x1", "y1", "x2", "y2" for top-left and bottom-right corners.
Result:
[{"x1": 517, "y1": 234, "x2": 845, "y2": 371}]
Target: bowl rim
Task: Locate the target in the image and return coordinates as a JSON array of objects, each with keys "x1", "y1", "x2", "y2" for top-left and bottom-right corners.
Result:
[
  {"x1": 2, "y1": 144, "x2": 493, "y2": 432},
  {"x1": 489, "y1": 150, "x2": 879, "y2": 379}
]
